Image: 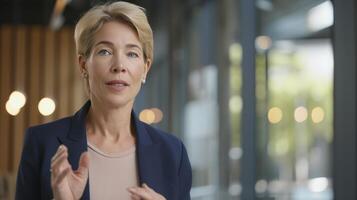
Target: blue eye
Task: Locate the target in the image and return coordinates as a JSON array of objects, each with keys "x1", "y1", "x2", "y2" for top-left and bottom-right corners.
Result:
[
  {"x1": 97, "y1": 49, "x2": 112, "y2": 56},
  {"x1": 127, "y1": 52, "x2": 139, "y2": 58}
]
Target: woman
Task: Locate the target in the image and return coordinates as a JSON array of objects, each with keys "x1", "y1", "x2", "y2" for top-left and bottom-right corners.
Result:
[{"x1": 15, "y1": 1, "x2": 192, "y2": 200}]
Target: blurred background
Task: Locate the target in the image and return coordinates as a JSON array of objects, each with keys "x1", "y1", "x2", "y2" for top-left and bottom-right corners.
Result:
[{"x1": 0, "y1": 0, "x2": 355, "y2": 199}]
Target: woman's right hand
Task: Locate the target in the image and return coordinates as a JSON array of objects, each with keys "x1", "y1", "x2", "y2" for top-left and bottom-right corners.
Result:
[{"x1": 51, "y1": 145, "x2": 89, "y2": 200}]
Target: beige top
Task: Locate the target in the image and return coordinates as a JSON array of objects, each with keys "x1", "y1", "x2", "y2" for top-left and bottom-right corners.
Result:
[{"x1": 88, "y1": 142, "x2": 139, "y2": 200}]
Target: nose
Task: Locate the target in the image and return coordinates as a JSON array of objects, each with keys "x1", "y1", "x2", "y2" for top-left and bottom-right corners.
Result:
[
  {"x1": 111, "y1": 64, "x2": 126, "y2": 73},
  {"x1": 111, "y1": 54, "x2": 126, "y2": 73}
]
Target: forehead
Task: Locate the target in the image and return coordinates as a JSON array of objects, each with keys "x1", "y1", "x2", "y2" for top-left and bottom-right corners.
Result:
[{"x1": 93, "y1": 21, "x2": 142, "y2": 47}]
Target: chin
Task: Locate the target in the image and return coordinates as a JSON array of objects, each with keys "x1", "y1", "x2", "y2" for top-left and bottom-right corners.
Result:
[{"x1": 103, "y1": 96, "x2": 134, "y2": 108}]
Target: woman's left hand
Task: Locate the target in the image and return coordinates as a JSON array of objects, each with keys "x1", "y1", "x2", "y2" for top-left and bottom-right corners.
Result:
[{"x1": 128, "y1": 183, "x2": 166, "y2": 200}]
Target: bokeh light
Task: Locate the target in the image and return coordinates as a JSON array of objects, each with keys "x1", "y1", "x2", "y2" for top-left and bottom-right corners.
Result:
[
  {"x1": 256, "y1": 35, "x2": 272, "y2": 51},
  {"x1": 5, "y1": 91, "x2": 26, "y2": 116},
  {"x1": 294, "y1": 106, "x2": 308, "y2": 123},
  {"x1": 229, "y1": 95, "x2": 243, "y2": 113},
  {"x1": 268, "y1": 107, "x2": 283, "y2": 124},
  {"x1": 229, "y1": 147, "x2": 242, "y2": 160},
  {"x1": 139, "y1": 109, "x2": 155, "y2": 124},
  {"x1": 311, "y1": 107, "x2": 325, "y2": 123},
  {"x1": 308, "y1": 177, "x2": 329, "y2": 193},
  {"x1": 5, "y1": 100, "x2": 21, "y2": 116},
  {"x1": 255, "y1": 179, "x2": 268, "y2": 194},
  {"x1": 38, "y1": 98, "x2": 56, "y2": 116},
  {"x1": 9, "y1": 91, "x2": 26, "y2": 108},
  {"x1": 151, "y1": 108, "x2": 163, "y2": 123}
]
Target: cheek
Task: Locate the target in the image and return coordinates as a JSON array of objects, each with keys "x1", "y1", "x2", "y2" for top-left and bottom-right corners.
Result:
[
  {"x1": 88, "y1": 60, "x2": 108, "y2": 78},
  {"x1": 131, "y1": 70, "x2": 144, "y2": 84},
  {"x1": 128, "y1": 62, "x2": 146, "y2": 79}
]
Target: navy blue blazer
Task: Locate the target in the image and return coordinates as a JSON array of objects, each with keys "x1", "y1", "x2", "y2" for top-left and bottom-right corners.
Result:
[{"x1": 16, "y1": 101, "x2": 192, "y2": 200}]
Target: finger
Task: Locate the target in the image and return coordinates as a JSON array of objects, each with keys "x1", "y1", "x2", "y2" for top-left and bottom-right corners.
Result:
[
  {"x1": 75, "y1": 151, "x2": 89, "y2": 178},
  {"x1": 52, "y1": 167, "x2": 71, "y2": 186},
  {"x1": 51, "y1": 148, "x2": 68, "y2": 168},
  {"x1": 51, "y1": 145, "x2": 66, "y2": 163},
  {"x1": 130, "y1": 193, "x2": 141, "y2": 200},
  {"x1": 142, "y1": 184, "x2": 166, "y2": 200},
  {"x1": 128, "y1": 187, "x2": 152, "y2": 199},
  {"x1": 142, "y1": 183, "x2": 159, "y2": 197},
  {"x1": 51, "y1": 150, "x2": 69, "y2": 175},
  {"x1": 143, "y1": 183, "x2": 155, "y2": 193}
]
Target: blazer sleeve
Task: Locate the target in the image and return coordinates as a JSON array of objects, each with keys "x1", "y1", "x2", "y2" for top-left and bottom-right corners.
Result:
[
  {"x1": 15, "y1": 128, "x2": 41, "y2": 200},
  {"x1": 178, "y1": 142, "x2": 192, "y2": 200}
]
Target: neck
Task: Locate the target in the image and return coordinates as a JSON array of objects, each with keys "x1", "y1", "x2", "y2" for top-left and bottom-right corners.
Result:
[{"x1": 86, "y1": 98, "x2": 134, "y2": 142}]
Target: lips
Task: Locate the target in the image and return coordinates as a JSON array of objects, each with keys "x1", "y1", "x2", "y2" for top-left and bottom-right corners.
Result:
[
  {"x1": 105, "y1": 80, "x2": 129, "y2": 92},
  {"x1": 106, "y1": 80, "x2": 129, "y2": 86}
]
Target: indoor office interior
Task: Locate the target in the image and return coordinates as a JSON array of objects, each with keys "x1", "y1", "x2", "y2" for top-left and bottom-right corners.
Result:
[{"x1": 0, "y1": 0, "x2": 355, "y2": 199}]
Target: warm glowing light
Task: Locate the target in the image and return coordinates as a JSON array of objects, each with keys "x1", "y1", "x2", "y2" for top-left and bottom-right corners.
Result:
[
  {"x1": 9, "y1": 91, "x2": 26, "y2": 108},
  {"x1": 6, "y1": 100, "x2": 20, "y2": 116},
  {"x1": 256, "y1": 36, "x2": 272, "y2": 51},
  {"x1": 38, "y1": 98, "x2": 56, "y2": 116},
  {"x1": 139, "y1": 109, "x2": 155, "y2": 124},
  {"x1": 151, "y1": 108, "x2": 163, "y2": 123},
  {"x1": 311, "y1": 107, "x2": 325, "y2": 123},
  {"x1": 268, "y1": 107, "x2": 282, "y2": 124},
  {"x1": 294, "y1": 106, "x2": 308, "y2": 123},
  {"x1": 308, "y1": 177, "x2": 329, "y2": 193}
]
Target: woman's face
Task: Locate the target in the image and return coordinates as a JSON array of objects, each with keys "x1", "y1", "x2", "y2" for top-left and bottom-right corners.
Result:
[{"x1": 80, "y1": 21, "x2": 151, "y2": 108}]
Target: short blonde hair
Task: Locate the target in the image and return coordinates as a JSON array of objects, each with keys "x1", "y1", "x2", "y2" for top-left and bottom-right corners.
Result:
[{"x1": 74, "y1": 1, "x2": 153, "y2": 61}]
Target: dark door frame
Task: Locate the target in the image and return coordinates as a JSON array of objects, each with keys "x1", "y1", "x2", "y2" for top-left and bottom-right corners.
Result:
[{"x1": 333, "y1": 0, "x2": 357, "y2": 199}]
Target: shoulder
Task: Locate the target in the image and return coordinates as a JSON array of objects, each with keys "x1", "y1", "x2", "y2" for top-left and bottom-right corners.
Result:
[
  {"x1": 24, "y1": 116, "x2": 72, "y2": 144},
  {"x1": 30, "y1": 116, "x2": 72, "y2": 130},
  {"x1": 139, "y1": 122, "x2": 189, "y2": 167},
  {"x1": 142, "y1": 123, "x2": 184, "y2": 149}
]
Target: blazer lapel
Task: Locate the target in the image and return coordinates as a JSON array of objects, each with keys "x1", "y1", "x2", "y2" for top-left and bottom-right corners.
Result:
[
  {"x1": 57, "y1": 101, "x2": 91, "y2": 200},
  {"x1": 133, "y1": 113, "x2": 167, "y2": 196},
  {"x1": 55, "y1": 102, "x2": 163, "y2": 199},
  {"x1": 133, "y1": 113, "x2": 153, "y2": 184}
]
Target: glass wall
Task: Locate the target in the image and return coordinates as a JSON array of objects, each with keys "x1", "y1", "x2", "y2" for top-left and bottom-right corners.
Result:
[
  {"x1": 255, "y1": 0, "x2": 334, "y2": 199},
  {"x1": 138, "y1": 0, "x2": 334, "y2": 199},
  {"x1": 0, "y1": 0, "x2": 349, "y2": 199}
]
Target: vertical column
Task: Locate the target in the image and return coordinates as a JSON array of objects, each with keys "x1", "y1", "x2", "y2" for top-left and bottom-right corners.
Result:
[
  {"x1": 240, "y1": 0, "x2": 257, "y2": 199},
  {"x1": 0, "y1": 26, "x2": 13, "y2": 174},
  {"x1": 70, "y1": 28, "x2": 86, "y2": 111},
  {"x1": 28, "y1": 26, "x2": 41, "y2": 126},
  {"x1": 58, "y1": 28, "x2": 71, "y2": 117},
  {"x1": 12, "y1": 26, "x2": 27, "y2": 172},
  {"x1": 168, "y1": 0, "x2": 185, "y2": 134},
  {"x1": 216, "y1": 0, "x2": 233, "y2": 198},
  {"x1": 333, "y1": 0, "x2": 357, "y2": 199},
  {"x1": 42, "y1": 28, "x2": 56, "y2": 123}
]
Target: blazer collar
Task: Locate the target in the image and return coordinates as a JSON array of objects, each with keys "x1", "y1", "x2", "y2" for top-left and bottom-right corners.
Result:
[
  {"x1": 66, "y1": 100, "x2": 90, "y2": 142},
  {"x1": 57, "y1": 100, "x2": 91, "y2": 200},
  {"x1": 61, "y1": 100, "x2": 153, "y2": 146},
  {"x1": 57, "y1": 100, "x2": 156, "y2": 198}
]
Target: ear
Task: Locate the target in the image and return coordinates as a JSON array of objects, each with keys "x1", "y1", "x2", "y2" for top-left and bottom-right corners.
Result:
[
  {"x1": 143, "y1": 58, "x2": 152, "y2": 78},
  {"x1": 78, "y1": 55, "x2": 87, "y2": 74}
]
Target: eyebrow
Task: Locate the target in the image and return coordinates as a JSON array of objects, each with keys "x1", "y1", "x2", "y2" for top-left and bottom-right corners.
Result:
[
  {"x1": 126, "y1": 44, "x2": 142, "y2": 51},
  {"x1": 94, "y1": 41, "x2": 142, "y2": 51},
  {"x1": 94, "y1": 41, "x2": 114, "y2": 47}
]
